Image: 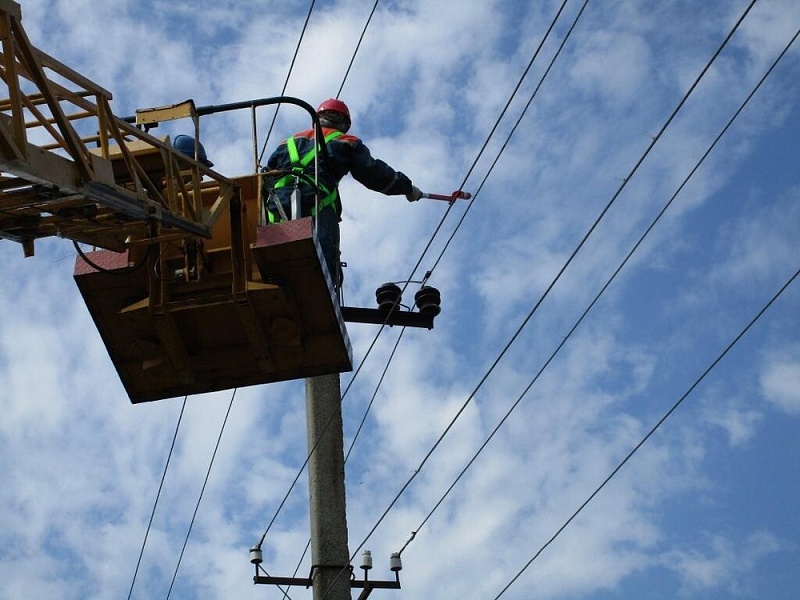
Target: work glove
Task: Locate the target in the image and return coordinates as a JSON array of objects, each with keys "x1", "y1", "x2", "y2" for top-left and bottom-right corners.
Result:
[{"x1": 406, "y1": 185, "x2": 423, "y2": 202}]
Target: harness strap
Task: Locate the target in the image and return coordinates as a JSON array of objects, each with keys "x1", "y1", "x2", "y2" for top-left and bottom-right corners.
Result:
[{"x1": 270, "y1": 130, "x2": 344, "y2": 220}]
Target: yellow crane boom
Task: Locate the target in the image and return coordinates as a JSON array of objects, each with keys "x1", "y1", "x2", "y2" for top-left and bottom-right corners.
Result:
[{"x1": 0, "y1": 0, "x2": 235, "y2": 256}]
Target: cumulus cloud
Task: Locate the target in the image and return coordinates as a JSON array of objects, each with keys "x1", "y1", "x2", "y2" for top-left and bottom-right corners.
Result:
[
  {"x1": 761, "y1": 357, "x2": 800, "y2": 415},
  {"x1": 1, "y1": 1, "x2": 799, "y2": 599},
  {"x1": 661, "y1": 531, "x2": 783, "y2": 596}
]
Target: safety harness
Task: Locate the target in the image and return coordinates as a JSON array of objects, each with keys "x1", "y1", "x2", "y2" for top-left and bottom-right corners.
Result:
[{"x1": 268, "y1": 130, "x2": 344, "y2": 223}]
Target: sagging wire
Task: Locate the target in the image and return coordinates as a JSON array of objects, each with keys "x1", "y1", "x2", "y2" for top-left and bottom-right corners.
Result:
[
  {"x1": 165, "y1": 389, "x2": 238, "y2": 600},
  {"x1": 426, "y1": 0, "x2": 589, "y2": 277},
  {"x1": 396, "y1": 21, "x2": 800, "y2": 557},
  {"x1": 126, "y1": 397, "x2": 188, "y2": 600},
  {"x1": 336, "y1": 0, "x2": 380, "y2": 99},
  {"x1": 336, "y1": 0, "x2": 761, "y2": 585},
  {"x1": 255, "y1": 0, "x2": 573, "y2": 566},
  {"x1": 493, "y1": 262, "x2": 800, "y2": 598},
  {"x1": 258, "y1": 0, "x2": 319, "y2": 165}
]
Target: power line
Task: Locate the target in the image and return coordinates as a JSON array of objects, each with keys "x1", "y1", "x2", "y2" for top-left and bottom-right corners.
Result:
[
  {"x1": 258, "y1": 0, "x2": 319, "y2": 164},
  {"x1": 126, "y1": 397, "x2": 188, "y2": 600},
  {"x1": 257, "y1": 0, "x2": 565, "y2": 541},
  {"x1": 344, "y1": 327, "x2": 406, "y2": 464},
  {"x1": 407, "y1": 0, "x2": 573, "y2": 284},
  {"x1": 165, "y1": 389, "x2": 237, "y2": 600},
  {"x1": 277, "y1": 1, "x2": 586, "y2": 590},
  {"x1": 336, "y1": 0, "x2": 380, "y2": 99},
  {"x1": 276, "y1": 327, "x2": 406, "y2": 581},
  {"x1": 252, "y1": 0, "x2": 412, "y2": 545},
  {"x1": 493, "y1": 262, "x2": 800, "y2": 598},
  {"x1": 259, "y1": 0, "x2": 379, "y2": 162},
  {"x1": 427, "y1": 0, "x2": 589, "y2": 276},
  {"x1": 341, "y1": 0, "x2": 759, "y2": 577},
  {"x1": 259, "y1": 330, "x2": 410, "y2": 585},
  {"x1": 253, "y1": 317, "x2": 403, "y2": 548},
  {"x1": 327, "y1": 0, "x2": 578, "y2": 477},
  {"x1": 398, "y1": 22, "x2": 800, "y2": 556},
  {"x1": 315, "y1": 7, "x2": 604, "y2": 598},
  {"x1": 334, "y1": 0, "x2": 577, "y2": 480}
]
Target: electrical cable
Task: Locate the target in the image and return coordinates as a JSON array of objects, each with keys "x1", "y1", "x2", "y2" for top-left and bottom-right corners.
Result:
[
  {"x1": 252, "y1": 0, "x2": 411, "y2": 540},
  {"x1": 254, "y1": 327, "x2": 406, "y2": 579},
  {"x1": 406, "y1": 0, "x2": 573, "y2": 286},
  {"x1": 335, "y1": 0, "x2": 575, "y2": 479},
  {"x1": 313, "y1": 3, "x2": 591, "y2": 588},
  {"x1": 126, "y1": 397, "x2": 188, "y2": 600},
  {"x1": 344, "y1": 326, "x2": 406, "y2": 464},
  {"x1": 282, "y1": 539, "x2": 311, "y2": 600},
  {"x1": 208, "y1": 0, "x2": 379, "y2": 564},
  {"x1": 72, "y1": 240, "x2": 151, "y2": 275},
  {"x1": 336, "y1": 0, "x2": 380, "y2": 99},
  {"x1": 258, "y1": 0, "x2": 378, "y2": 163},
  {"x1": 254, "y1": 564, "x2": 297, "y2": 600},
  {"x1": 259, "y1": 328, "x2": 406, "y2": 589},
  {"x1": 327, "y1": 0, "x2": 761, "y2": 589},
  {"x1": 397, "y1": 24, "x2": 800, "y2": 556},
  {"x1": 255, "y1": 0, "x2": 574, "y2": 555},
  {"x1": 255, "y1": 320, "x2": 404, "y2": 548},
  {"x1": 316, "y1": 0, "x2": 578, "y2": 493},
  {"x1": 263, "y1": 0, "x2": 568, "y2": 521},
  {"x1": 258, "y1": 0, "x2": 319, "y2": 164},
  {"x1": 426, "y1": 0, "x2": 589, "y2": 277},
  {"x1": 492, "y1": 263, "x2": 800, "y2": 598},
  {"x1": 164, "y1": 389, "x2": 237, "y2": 600}
]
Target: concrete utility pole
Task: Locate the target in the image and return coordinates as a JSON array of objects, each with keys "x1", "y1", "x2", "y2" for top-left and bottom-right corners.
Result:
[{"x1": 305, "y1": 373, "x2": 351, "y2": 600}]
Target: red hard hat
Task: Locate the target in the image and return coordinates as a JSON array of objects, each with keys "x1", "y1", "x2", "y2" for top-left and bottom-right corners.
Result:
[{"x1": 317, "y1": 98, "x2": 351, "y2": 124}]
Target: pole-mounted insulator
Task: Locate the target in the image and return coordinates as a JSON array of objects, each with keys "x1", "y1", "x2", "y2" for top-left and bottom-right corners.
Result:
[
  {"x1": 361, "y1": 549, "x2": 373, "y2": 571},
  {"x1": 389, "y1": 552, "x2": 402, "y2": 572}
]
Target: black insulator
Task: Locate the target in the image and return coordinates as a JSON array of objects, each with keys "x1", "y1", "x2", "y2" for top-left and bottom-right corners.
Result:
[
  {"x1": 414, "y1": 286, "x2": 441, "y2": 316},
  {"x1": 376, "y1": 283, "x2": 402, "y2": 311}
]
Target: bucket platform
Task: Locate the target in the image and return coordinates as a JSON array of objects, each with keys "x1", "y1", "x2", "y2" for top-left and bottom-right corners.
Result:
[{"x1": 74, "y1": 217, "x2": 352, "y2": 403}]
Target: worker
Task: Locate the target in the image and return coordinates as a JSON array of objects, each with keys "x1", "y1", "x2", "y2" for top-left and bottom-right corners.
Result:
[
  {"x1": 265, "y1": 98, "x2": 422, "y2": 287},
  {"x1": 173, "y1": 134, "x2": 214, "y2": 167}
]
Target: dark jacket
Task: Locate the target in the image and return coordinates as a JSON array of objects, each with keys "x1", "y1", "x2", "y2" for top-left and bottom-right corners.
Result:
[{"x1": 266, "y1": 127, "x2": 413, "y2": 218}]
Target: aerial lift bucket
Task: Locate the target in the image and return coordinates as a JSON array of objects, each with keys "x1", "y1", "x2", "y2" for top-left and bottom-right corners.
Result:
[{"x1": 73, "y1": 175, "x2": 352, "y2": 403}]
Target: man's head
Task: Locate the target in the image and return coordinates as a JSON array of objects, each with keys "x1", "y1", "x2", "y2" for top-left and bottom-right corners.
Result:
[
  {"x1": 173, "y1": 134, "x2": 213, "y2": 167},
  {"x1": 317, "y1": 98, "x2": 351, "y2": 133}
]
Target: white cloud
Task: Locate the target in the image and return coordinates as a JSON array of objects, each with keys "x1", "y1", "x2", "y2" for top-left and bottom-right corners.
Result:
[
  {"x1": 661, "y1": 531, "x2": 783, "y2": 596},
  {"x1": 704, "y1": 404, "x2": 763, "y2": 446},
  {"x1": 761, "y1": 356, "x2": 800, "y2": 415},
  {"x1": 2, "y1": 1, "x2": 799, "y2": 599},
  {"x1": 569, "y1": 30, "x2": 653, "y2": 107}
]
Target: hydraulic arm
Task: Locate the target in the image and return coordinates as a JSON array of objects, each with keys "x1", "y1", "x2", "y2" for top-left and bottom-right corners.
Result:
[{"x1": 0, "y1": 0, "x2": 235, "y2": 256}]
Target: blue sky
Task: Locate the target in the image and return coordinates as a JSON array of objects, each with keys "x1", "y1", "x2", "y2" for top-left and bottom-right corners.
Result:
[{"x1": 1, "y1": 1, "x2": 799, "y2": 599}]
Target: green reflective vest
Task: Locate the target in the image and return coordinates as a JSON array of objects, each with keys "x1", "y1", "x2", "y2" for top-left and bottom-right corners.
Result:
[{"x1": 269, "y1": 130, "x2": 344, "y2": 222}]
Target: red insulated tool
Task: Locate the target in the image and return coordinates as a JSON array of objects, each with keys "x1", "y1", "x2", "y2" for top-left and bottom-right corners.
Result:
[{"x1": 421, "y1": 190, "x2": 472, "y2": 202}]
